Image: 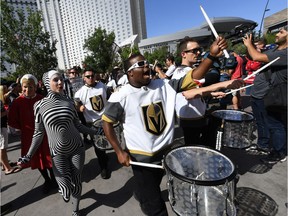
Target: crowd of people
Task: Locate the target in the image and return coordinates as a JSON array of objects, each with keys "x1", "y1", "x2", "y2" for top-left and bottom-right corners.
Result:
[{"x1": 1, "y1": 26, "x2": 287, "y2": 216}]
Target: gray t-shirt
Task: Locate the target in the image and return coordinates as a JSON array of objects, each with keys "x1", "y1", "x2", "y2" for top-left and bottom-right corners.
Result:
[{"x1": 251, "y1": 47, "x2": 287, "y2": 99}]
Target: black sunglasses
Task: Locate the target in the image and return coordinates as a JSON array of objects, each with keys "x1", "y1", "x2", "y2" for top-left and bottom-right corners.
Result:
[
  {"x1": 184, "y1": 47, "x2": 203, "y2": 54},
  {"x1": 85, "y1": 75, "x2": 94, "y2": 79}
]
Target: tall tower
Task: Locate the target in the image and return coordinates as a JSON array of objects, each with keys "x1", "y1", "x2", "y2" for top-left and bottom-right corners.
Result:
[
  {"x1": 4, "y1": 0, "x2": 147, "y2": 70},
  {"x1": 38, "y1": 0, "x2": 147, "y2": 69}
]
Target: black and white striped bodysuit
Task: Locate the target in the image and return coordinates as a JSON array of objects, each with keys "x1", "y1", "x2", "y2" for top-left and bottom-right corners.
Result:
[{"x1": 27, "y1": 72, "x2": 96, "y2": 213}]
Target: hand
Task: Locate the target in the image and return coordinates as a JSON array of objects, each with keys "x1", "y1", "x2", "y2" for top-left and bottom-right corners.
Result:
[
  {"x1": 210, "y1": 36, "x2": 228, "y2": 57},
  {"x1": 17, "y1": 155, "x2": 31, "y2": 165},
  {"x1": 242, "y1": 34, "x2": 253, "y2": 47},
  {"x1": 79, "y1": 105, "x2": 85, "y2": 112},
  {"x1": 117, "y1": 150, "x2": 131, "y2": 167}
]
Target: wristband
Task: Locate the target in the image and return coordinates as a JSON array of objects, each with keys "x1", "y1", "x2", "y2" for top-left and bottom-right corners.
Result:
[{"x1": 207, "y1": 53, "x2": 217, "y2": 61}]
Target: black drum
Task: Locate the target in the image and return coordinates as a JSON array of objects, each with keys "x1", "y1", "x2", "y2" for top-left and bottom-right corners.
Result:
[
  {"x1": 92, "y1": 119, "x2": 125, "y2": 150},
  {"x1": 164, "y1": 146, "x2": 236, "y2": 216},
  {"x1": 212, "y1": 110, "x2": 254, "y2": 149}
]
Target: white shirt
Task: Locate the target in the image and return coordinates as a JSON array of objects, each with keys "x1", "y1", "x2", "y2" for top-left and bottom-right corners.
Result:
[
  {"x1": 74, "y1": 82, "x2": 107, "y2": 123},
  {"x1": 165, "y1": 64, "x2": 176, "y2": 77}
]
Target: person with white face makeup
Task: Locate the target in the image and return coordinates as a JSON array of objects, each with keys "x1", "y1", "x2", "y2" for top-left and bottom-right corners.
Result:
[{"x1": 17, "y1": 70, "x2": 97, "y2": 216}]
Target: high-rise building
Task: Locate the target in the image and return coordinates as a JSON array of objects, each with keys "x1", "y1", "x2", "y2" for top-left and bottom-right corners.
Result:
[
  {"x1": 38, "y1": 0, "x2": 147, "y2": 69},
  {"x1": 4, "y1": 0, "x2": 147, "y2": 70}
]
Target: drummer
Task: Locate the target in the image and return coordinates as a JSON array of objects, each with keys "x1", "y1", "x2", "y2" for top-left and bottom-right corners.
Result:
[
  {"x1": 74, "y1": 67, "x2": 110, "y2": 179},
  {"x1": 102, "y1": 36, "x2": 243, "y2": 215}
]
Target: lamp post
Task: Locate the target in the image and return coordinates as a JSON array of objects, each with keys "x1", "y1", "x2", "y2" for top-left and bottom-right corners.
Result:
[{"x1": 258, "y1": 0, "x2": 270, "y2": 38}]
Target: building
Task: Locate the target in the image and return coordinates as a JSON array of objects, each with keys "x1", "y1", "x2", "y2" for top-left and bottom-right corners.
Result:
[
  {"x1": 38, "y1": 0, "x2": 146, "y2": 69},
  {"x1": 264, "y1": 8, "x2": 288, "y2": 33},
  {"x1": 138, "y1": 17, "x2": 257, "y2": 55},
  {"x1": 4, "y1": 0, "x2": 147, "y2": 70}
]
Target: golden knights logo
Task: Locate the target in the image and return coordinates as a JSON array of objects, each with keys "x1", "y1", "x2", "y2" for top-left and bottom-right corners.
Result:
[
  {"x1": 90, "y1": 95, "x2": 104, "y2": 112},
  {"x1": 142, "y1": 102, "x2": 167, "y2": 135}
]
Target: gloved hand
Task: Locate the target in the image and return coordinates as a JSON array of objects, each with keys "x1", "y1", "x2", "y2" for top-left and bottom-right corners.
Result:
[{"x1": 17, "y1": 155, "x2": 31, "y2": 165}]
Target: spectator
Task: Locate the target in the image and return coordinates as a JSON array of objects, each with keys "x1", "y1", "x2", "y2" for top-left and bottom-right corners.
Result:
[
  {"x1": 0, "y1": 85, "x2": 21, "y2": 175},
  {"x1": 165, "y1": 55, "x2": 176, "y2": 79},
  {"x1": 243, "y1": 27, "x2": 287, "y2": 163}
]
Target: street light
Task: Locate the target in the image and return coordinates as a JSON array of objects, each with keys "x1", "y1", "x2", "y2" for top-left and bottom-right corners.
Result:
[{"x1": 258, "y1": 0, "x2": 270, "y2": 38}]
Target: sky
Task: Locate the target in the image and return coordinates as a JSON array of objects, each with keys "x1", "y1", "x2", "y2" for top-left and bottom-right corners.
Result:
[{"x1": 144, "y1": 0, "x2": 287, "y2": 38}]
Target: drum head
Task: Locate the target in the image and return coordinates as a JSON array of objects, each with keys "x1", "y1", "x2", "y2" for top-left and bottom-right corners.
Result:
[
  {"x1": 212, "y1": 110, "x2": 254, "y2": 122},
  {"x1": 164, "y1": 146, "x2": 236, "y2": 186}
]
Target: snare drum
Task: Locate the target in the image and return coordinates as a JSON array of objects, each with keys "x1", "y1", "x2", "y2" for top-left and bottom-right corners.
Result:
[
  {"x1": 212, "y1": 110, "x2": 254, "y2": 149},
  {"x1": 92, "y1": 119, "x2": 125, "y2": 150},
  {"x1": 164, "y1": 146, "x2": 236, "y2": 216}
]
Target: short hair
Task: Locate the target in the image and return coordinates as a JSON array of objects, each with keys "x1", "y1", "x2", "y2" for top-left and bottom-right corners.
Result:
[
  {"x1": 123, "y1": 53, "x2": 144, "y2": 72},
  {"x1": 178, "y1": 36, "x2": 197, "y2": 53},
  {"x1": 68, "y1": 66, "x2": 80, "y2": 73},
  {"x1": 254, "y1": 37, "x2": 267, "y2": 45},
  {"x1": 83, "y1": 66, "x2": 95, "y2": 75},
  {"x1": 20, "y1": 74, "x2": 38, "y2": 85},
  {"x1": 166, "y1": 54, "x2": 174, "y2": 63}
]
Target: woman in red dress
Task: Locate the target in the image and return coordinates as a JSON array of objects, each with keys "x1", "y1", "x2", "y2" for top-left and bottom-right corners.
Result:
[{"x1": 8, "y1": 74, "x2": 57, "y2": 194}]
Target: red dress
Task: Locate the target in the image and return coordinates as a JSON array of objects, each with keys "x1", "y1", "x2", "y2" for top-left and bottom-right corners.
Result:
[{"x1": 8, "y1": 94, "x2": 52, "y2": 170}]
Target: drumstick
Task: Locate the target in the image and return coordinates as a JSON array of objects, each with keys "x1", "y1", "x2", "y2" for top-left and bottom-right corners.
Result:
[
  {"x1": 225, "y1": 84, "x2": 254, "y2": 95},
  {"x1": 130, "y1": 160, "x2": 164, "y2": 169},
  {"x1": 200, "y1": 5, "x2": 229, "y2": 58},
  {"x1": 195, "y1": 171, "x2": 204, "y2": 180},
  {"x1": 243, "y1": 57, "x2": 280, "y2": 81}
]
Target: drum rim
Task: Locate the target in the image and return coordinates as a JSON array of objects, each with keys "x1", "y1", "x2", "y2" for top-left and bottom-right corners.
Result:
[
  {"x1": 164, "y1": 145, "x2": 236, "y2": 186},
  {"x1": 211, "y1": 109, "x2": 254, "y2": 122}
]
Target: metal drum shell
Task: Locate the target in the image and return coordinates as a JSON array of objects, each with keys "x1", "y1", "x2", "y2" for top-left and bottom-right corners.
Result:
[
  {"x1": 212, "y1": 109, "x2": 255, "y2": 149},
  {"x1": 163, "y1": 146, "x2": 237, "y2": 216},
  {"x1": 92, "y1": 119, "x2": 124, "y2": 150}
]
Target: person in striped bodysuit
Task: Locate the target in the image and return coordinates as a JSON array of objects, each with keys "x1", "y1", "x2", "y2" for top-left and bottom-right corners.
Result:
[{"x1": 18, "y1": 70, "x2": 97, "y2": 216}]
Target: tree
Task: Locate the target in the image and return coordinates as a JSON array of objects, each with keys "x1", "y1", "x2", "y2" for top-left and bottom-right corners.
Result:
[
  {"x1": 1, "y1": 1, "x2": 57, "y2": 80},
  {"x1": 119, "y1": 45, "x2": 140, "y2": 64},
  {"x1": 143, "y1": 46, "x2": 170, "y2": 67},
  {"x1": 83, "y1": 27, "x2": 116, "y2": 74}
]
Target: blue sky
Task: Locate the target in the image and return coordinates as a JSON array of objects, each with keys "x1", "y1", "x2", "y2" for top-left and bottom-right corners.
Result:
[{"x1": 145, "y1": 0, "x2": 287, "y2": 38}]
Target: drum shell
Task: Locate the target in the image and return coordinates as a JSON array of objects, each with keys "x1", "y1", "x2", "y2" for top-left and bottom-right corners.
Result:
[
  {"x1": 164, "y1": 146, "x2": 236, "y2": 216},
  {"x1": 92, "y1": 119, "x2": 125, "y2": 150},
  {"x1": 212, "y1": 110, "x2": 254, "y2": 149}
]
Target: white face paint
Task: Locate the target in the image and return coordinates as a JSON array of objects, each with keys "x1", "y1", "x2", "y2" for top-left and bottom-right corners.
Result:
[{"x1": 49, "y1": 73, "x2": 64, "y2": 94}]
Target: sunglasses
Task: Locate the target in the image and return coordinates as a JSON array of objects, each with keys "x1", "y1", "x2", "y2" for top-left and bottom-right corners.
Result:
[
  {"x1": 127, "y1": 60, "x2": 149, "y2": 71},
  {"x1": 85, "y1": 75, "x2": 94, "y2": 79},
  {"x1": 68, "y1": 72, "x2": 76, "y2": 74},
  {"x1": 184, "y1": 47, "x2": 203, "y2": 54}
]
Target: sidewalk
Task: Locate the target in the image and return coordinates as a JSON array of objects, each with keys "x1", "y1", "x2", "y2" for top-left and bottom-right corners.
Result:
[{"x1": 1, "y1": 99, "x2": 287, "y2": 216}]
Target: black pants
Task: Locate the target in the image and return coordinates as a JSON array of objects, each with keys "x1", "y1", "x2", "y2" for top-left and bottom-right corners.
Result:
[
  {"x1": 132, "y1": 165, "x2": 168, "y2": 216},
  {"x1": 86, "y1": 122, "x2": 108, "y2": 170}
]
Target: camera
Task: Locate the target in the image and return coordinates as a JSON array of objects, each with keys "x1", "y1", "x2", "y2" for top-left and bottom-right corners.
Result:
[{"x1": 225, "y1": 23, "x2": 258, "y2": 45}]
